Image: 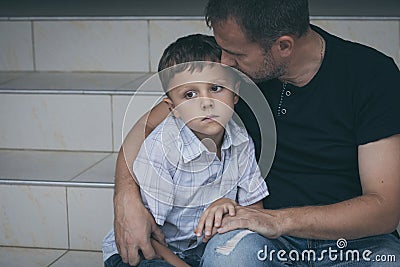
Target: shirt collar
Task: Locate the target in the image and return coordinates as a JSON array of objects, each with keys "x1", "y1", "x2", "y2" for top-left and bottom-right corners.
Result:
[{"x1": 173, "y1": 117, "x2": 250, "y2": 163}]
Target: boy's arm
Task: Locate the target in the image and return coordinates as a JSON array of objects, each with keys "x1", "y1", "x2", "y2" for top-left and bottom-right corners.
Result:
[
  {"x1": 114, "y1": 101, "x2": 170, "y2": 266},
  {"x1": 151, "y1": 239, "x2": 190, "y2": 267}
]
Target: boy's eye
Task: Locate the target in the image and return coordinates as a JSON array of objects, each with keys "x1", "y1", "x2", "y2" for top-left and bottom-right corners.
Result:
[
  {"x1": 210, "y1": 85, "x2": 224, "y2": 92},
  {"x1": 184, "y1": 91, "x2": 197, "y2": 99}
]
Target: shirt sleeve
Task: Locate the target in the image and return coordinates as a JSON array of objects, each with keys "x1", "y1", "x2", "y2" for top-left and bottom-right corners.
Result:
[
  {"x1": 133, "y1": 132, "x2": 175, "y2": 226},
  {"x1": 236, "y1": 137, "x2": 269, "y2": 206},
  {"x1": 355, "y1": 56, "x2": 400, "y2": 145}
]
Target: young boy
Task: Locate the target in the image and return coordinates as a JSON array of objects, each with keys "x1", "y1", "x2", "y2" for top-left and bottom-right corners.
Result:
[{"x1": 103, "y1": 34, "x2": 269, "y2": 267}]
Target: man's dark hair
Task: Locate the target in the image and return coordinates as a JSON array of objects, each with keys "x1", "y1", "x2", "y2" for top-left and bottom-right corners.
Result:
[
  {"x1": 205, "y1": 0, "x2": 310, "y2": 49},
  {"x1": 158, "y1": 34, "x2": 221, "y2": 92}
]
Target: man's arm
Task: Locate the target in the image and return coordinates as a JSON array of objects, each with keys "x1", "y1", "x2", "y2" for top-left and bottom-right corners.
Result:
[
  {"x1": 113, "y1": 101, "x2": 170, "y2": 265},
  {"x1": 218, "y1": 134, "x2": 400, "y2": 240}
]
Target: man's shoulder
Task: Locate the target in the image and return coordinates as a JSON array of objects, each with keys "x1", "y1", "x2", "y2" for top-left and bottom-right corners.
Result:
[{"x1": 314, "y1": 24, "x2": 395, "y2": 67}]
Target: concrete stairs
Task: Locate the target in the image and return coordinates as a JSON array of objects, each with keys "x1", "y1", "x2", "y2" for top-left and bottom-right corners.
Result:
[{"x1": 0, "y1": 13, "x2": 399, "y2": 267}]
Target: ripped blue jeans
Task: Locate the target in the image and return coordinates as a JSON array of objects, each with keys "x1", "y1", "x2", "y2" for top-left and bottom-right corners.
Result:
[{"x1": 200, "y1": 229, "x2": 400, "y2": 266}]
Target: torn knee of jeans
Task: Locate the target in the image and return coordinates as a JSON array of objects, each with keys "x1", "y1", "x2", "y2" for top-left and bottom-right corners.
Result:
[{"x1": 215, "y1": 230, "x2": 254, "y2": 256}]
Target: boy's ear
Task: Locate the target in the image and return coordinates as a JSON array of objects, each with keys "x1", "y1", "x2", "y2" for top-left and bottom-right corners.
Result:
[
  {"x1": 163, "y1": 97, "x2": 180, "y2": 118},
  {"x1": 234, "y1": 94, "x2": 239, "y2": 105}
]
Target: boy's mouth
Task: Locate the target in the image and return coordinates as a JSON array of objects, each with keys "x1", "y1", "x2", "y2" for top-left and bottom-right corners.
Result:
[{"x1": 201, "y1": 115, "x2": 219, "y2": 122}]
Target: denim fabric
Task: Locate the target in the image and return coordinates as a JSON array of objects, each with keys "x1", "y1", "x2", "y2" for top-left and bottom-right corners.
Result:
[
  {"x1": 200, "y1": 230, "x2": 400, "y2": 266},
  {"x1": 104, "y1": 254, "x2": 174, "y2": 267},
  {"x1": 104, "y1": 253, "x2": 202, "y2": 267}
]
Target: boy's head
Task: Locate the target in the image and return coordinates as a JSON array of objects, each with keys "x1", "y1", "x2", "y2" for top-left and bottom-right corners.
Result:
[
  {"x1": 158, "y1": 34, "x2": 240, "y2": 143},
  {"x1": 158, "y1": 34, "x2": 221, "y2": 92},
  {"x1": 158, "y1": 34, "x2": 221, "y2": 73}
]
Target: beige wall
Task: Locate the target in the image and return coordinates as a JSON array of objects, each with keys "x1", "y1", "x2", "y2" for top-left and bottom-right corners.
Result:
[{"x1": 0, "y1": 18, "x2": 399, "y2": 72}]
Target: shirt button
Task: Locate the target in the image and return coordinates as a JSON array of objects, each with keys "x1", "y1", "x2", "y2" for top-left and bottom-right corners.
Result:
[
  {"x1": 281, "y1": 108, "x2": 287, "y2": 115},
  {"x1": 285, "y1": 90, "x2": 291, "y2": 96}
]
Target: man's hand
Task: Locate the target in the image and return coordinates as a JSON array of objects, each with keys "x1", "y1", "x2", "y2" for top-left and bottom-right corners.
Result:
[
  {"x1": 114, "y1": 187, "x2": 166, "y2": 266},
  {"x1": 217, "y1": 206, "x2": 284, "y2": 239},
  {"x1": 194, "y1": 198, "x2": 237, "y2": 242}
]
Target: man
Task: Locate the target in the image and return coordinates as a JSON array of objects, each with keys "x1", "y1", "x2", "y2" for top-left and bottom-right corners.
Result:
[{"x1": 114, "y1": 0, "x2": 400, "y2": 265}]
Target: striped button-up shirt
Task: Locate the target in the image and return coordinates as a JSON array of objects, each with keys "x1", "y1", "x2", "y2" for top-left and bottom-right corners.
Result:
[{"x1": 103, "y1": 116, "x2": 269, "y2": 261}]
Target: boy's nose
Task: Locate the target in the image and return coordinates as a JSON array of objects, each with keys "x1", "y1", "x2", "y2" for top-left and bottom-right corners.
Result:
[{"x1": 200, "y1": 97, "x2": 214, "y2": 110}]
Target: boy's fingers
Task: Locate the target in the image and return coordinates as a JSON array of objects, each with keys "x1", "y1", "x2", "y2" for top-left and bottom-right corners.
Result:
[
  {"x1": 195, "y1": 211, "x2": 207, "y2": 236},
  {"x1": 228, "y1": 205, "x2": 236, "y2": 216},
  {"x1": 214, "y1": 208, "x2": 224, "y2": 227},
  {"x1": 204, "y1": 213, "x2": 215, "y2": 236}
]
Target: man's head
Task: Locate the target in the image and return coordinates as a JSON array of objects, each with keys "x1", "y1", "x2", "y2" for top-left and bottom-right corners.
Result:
[{"x1": 205, "y1": 0, "x2": 310, "y2": 82}]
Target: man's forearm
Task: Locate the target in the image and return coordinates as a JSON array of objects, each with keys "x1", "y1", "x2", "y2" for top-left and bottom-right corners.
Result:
[
  {"x1": 278, "y1": 194, "x2": 399, "y2": 240},
  {"x1": 280, "y1": 135, "x2": 400, "y2": 240},
  {"x1": 221, "y1": 193, "x2": 399, "y2": 241},
  {"x1": 114, "y1": 147, "x2": 142, "y2": 207},
  {"x1": 114, "y1": 101, "x2": 170, "y2": 194},
  {"x1": 114, "y1": 115, "x2": 147, "y2": 201}
]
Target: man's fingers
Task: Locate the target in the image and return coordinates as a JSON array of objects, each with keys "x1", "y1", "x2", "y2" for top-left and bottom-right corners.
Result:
[
  {"x1": 127, "y1": 246, "x2": 141, "y2": 266},
  {"x1": 140, "y1": 241, "x2": 158, "y2": 261},
  {"x1": 118, "y1": 243, "x2": 128, "y2": 263},
  {"x1": 152, "y1": 226, "x2": 166, "y2": 246},
  {"x1": 218, "y1": 215, "x2": 244, "y2": 234}
]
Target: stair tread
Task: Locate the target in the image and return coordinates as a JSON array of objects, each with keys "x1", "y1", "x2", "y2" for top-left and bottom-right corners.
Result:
[
  {"x1": 0, "y1": 71, "x2": 157, "y2": 95},
  {"x1": 0, "y1": 149, "x2": 115, "y2": 186}
]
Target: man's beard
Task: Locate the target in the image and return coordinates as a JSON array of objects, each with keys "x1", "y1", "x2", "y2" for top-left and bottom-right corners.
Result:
[{"x1": 242, "y1": 51, "x2": 287, "y2": 84}]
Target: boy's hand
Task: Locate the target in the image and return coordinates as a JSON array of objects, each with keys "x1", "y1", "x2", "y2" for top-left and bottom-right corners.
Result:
[{"x1": 194, "y1": 198, "x2": 237, "y2": 242}]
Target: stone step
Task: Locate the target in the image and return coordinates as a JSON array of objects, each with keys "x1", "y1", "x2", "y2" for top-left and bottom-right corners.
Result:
[
  {"x1": 0, "y1": 71, "x2": 162, "y2": 152},
  {"x1": 0, "y1": 247, "x2": 103, "y2": 267},
  {"x1": 0, "y1": 150, "x2": 117, "y2": 252}
]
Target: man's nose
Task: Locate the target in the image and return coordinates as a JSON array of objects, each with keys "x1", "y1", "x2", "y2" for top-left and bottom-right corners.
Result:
[
  {"x1": 221, "y1": 51, "x2": 236, "y2": 67},
  {"x1": 200, "y1": 97, "x2": 214, "y2": 110}
]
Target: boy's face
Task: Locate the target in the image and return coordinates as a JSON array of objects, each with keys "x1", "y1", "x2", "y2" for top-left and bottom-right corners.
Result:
[{"x1": 165, "y1": 65, "x2": 239, "y2": 140}]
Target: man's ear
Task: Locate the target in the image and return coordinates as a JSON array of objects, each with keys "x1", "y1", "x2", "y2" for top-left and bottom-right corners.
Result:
[
  {"x1": 163, "y1": 97, "x2": 179, "y2": 118},
  {"x1": 276, "y1": 35, "x2": 294, "y2": 57}
]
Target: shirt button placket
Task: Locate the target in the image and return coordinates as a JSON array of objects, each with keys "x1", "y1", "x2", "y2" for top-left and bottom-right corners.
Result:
[{"x1": 282, "y1": 87, "x2": 291, "y2": 115}]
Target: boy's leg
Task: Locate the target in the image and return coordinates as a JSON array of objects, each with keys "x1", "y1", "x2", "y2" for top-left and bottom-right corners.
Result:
[{"x1": 104, "y1": 254, "x2": 174, "y2": 267}]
